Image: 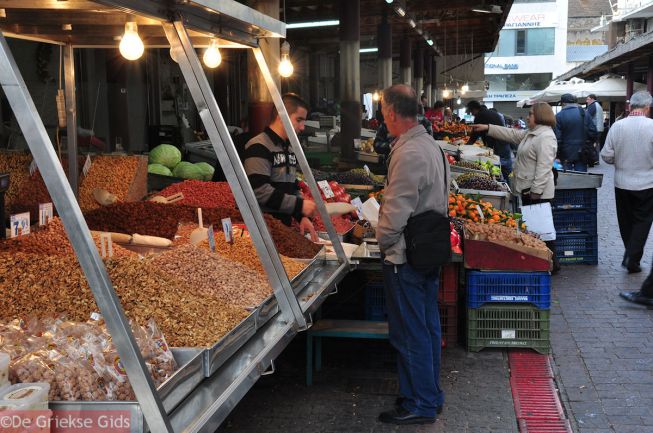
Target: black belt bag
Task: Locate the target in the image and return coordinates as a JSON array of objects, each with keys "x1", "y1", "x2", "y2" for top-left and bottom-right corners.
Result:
[{"x1": 404, "y1": 210, "x2": 451, "y2": 274}]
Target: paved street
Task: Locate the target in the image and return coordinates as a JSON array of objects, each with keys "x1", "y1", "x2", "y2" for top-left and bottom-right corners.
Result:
[{"x1": 218, "y1": 163, "x2": 653, "y2": 433}]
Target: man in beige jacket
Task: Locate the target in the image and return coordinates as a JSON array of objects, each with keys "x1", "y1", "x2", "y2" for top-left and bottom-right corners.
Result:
[{"x1": 376, "y1": 84, "x2": 450, "y2": 425}]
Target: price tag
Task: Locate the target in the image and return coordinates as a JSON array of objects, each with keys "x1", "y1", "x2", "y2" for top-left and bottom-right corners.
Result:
[
  {"x1": 317, "y1": 180, "x2": 334, "y2": 199},
  {"x1": 29, "y1": 159, "x2": 38, "y2": 176},
  {"x1": 10, "y1": 212, "x2": 30, "y2": 238},
  {"x1": 82, "y1": 155, "x2": 92, "y2": 177},
  {"x1": 350, "y1": 197, "x2": 364, "y2": 220},
  {"x1": 90, "y1": 312, "x2": 103, "y2": 321},
  {"x1": 221, "y1": 218, "x2": 233, "y2": 244},
  {"x1": 501, "y1": 329, "x2": 516, "y2": 339},
  {"x1": 451, "y1": 179, "x2": 459, "y2": 192},
  {"x1": 99, "y1": 232, "x2": 113, "y2": 258},
  {"x1": 363, "y1": 164, "x2": 371, "y2": 176},
  {"x1": 207, "y1": 224, "x2": 216, "y2": 252},
  {"x1": 475, "y1": 205, "x2": 485, "y2": 223},
  {"x1": 38, "y1": 203, "x2": 53, "y2": 226}
]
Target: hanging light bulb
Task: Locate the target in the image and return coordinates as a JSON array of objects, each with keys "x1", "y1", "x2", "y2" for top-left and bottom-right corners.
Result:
[
  {"x1": 372, "y1": 91, "x2": 380, "y2": 102},
  {"x1": 203, "y1": 38, "x2": 222, "y2": 68},
  {"x1": 119, "y1": 21, "x2": 144, "y2": 61},
  {"x1": 169, "y1": 47, "x2": 179, "y2": 63},
  {"x1": 278, "y1": 41, "x2": 294, "y2": 78},
  {"x1": 456, "y1": 97, "x2": 462, "y2": 105},
  {"x1": 442, "y1": 87, "x2": 450, "y2": 99},
  {"x1": 461, "y1": 82, "x2": 469, "y2": 95}
]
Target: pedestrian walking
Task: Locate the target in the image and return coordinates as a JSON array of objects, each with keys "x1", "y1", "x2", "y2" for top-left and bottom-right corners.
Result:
[
  {"x1": 600, "y1": 90, "x2": 653, "y2": 277},
  {"x1": 554, "y1": 93, "x2": 597, "y2": 172},
  {"x1": 586, "y1": 94, "x2": 604, "y2": 153},
  {"x1": 376, "y1": 84, "x2": 450, "y2": 425}
]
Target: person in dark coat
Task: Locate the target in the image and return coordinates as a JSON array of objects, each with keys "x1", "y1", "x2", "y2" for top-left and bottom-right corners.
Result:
[
  {"x1": 554, "y1": 93, "x2": 597, "y2": 172},
  {"x1": 465, "y1": 100, "x2": 512, "y2": 180}
]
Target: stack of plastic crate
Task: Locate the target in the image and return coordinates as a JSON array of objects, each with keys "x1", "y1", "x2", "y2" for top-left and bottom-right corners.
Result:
[
  {"x1": 552, "y1": 188, "x2": 598, "y2": 265},
  {"x1": 364, "y1": 263, "x2": 461, "y2": 347},
  {"x1": 466, "y1": 271, "x2": 551, "y2": 354}
]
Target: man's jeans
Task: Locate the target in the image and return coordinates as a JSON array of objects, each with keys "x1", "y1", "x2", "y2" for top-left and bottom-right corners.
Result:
[{"x1": 383, "y1": 262, "x2": 444, "y2": 417}]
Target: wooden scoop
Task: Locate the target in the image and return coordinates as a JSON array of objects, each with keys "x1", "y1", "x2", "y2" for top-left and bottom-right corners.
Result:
[
  {"x1": 92, "y1": 188, "x2": 118, "y2": 206},
  {"x1": 148, "y1": 192, "x2": 184, "y2": 204},
  {"x1": 189, "y1": 208, "x2": 208, "y2": 245}
]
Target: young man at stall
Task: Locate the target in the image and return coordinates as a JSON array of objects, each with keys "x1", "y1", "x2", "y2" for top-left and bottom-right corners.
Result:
[
  {"x1": 376, "y1": 84, "x2": 449, "y2": 425},
  {"x1": 243, "y1": 93, "x2": 318, "y2": 241}
]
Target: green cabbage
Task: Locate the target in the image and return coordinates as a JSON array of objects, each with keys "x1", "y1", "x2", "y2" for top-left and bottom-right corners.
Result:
[
  {"x1": 173, "y1": 161, "x2": 204, "y2": 180},
  {"x1": 149, "y1": 144, "x2": 181, "y2": 169},
  {"x1": 194, "y1": 162, "x2": 215, "y2": 181},
  {"x1": 147, "y1": 163, "x2": 173, "y2": 176}
]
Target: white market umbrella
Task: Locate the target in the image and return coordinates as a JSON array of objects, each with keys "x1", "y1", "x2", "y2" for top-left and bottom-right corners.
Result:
[
  {"x1": 525, "y1": 77, "x2": 586, "y2": 104},
  {"x1": 573, "y1": 74, "x2": 646, "y2": 100}
]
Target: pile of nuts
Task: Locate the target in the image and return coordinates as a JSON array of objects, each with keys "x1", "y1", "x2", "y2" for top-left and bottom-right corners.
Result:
[
  {"x1": 465, "y1": 221, "x2": 549, "y2": 251},
  {"x1": 0, "y1": 252, "x2": 249, "y2": 347},
  {"x1": 152, "y1": 244, "x2": 273, "y2": 308},
  {"x1": 158, "y1": 180, "x2": 236, "y2": 209},
  {"x1": 3, "y1": 317, "x2": 176, "y2": 401},
  {"x1": 78, "y1": 156, "x2": 140, "y2": 211},
  {"x1": 0, "y1": 152, "x2": 51, "y2": 216}
]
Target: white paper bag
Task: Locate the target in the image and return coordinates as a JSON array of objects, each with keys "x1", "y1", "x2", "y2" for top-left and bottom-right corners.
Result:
[
  {"x1": 361, "y1": 197, "x2": 380, "y2": 228},
  {"x1": 520, "y1": 202, "x2": 556, "y2": 241}
]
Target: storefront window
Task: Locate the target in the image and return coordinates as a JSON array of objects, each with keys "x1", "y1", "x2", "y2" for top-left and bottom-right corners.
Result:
[
  {"x1": 487, "y1": 73, "x2": 553, "y2": 91},
  {"x1": 492, "y1": 28, "x2": 555, "y2": 56}
]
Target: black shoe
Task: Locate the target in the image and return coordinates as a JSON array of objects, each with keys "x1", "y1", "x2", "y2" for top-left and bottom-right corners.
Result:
[
  {"x1": 628, "y1": 265, "x2": 642, "y2": 274},
  {"x1": 395, "y1": 397, "x2": 443, "y2": 414},
  {"x1": 620, "y1": 291, "x2": 653, "y2": 306},
  {"x1": 378, "y1": 407, "x2": 435, "y2": 425}
]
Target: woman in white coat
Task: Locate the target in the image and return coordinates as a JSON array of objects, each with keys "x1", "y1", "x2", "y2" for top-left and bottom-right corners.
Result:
[{"x1": 471, "y1": 102, "x2": 560, "y2": 271}]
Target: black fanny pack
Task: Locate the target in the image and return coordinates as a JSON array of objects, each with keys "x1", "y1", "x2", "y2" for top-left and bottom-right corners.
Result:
[{"x1": 404, "y1": 210, "x2": 451, "y2": 274}]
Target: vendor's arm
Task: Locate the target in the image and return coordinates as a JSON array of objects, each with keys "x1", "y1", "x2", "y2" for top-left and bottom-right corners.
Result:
[
  {"x1": 244, "y1": 143, "x2": 304, "y2": 221},
  {"x1": 377, "y1": 148, "x2": 422, "y2": 254},
  {"x1": 531, "y1": 134, "x2": 557, "y2": 195},
  {"x1": 600, "y1": 128, "x2": 616, "y2": 164},
  {"x1": 486, "y1": 124, "x2": 527, "y2": 145}
]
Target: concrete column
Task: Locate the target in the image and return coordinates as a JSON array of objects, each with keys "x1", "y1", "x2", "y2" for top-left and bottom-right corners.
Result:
[
  {"x1": 626, "y1": 61, "x2": 634, "y2": 102},
  {"x1": 425, "y1": 52, "x2": 433, "y2": 107},
  {"x1": 400, "y1": 38, "x2": 411, "y2": 86},
  {"x1": 377, "y1": 20, "x2": 392, "y2": 90},
  {"x1": 431, "y1": 57, "x2": 438, "y2": 103},
  {"x1": 247, "y1": 0, "x2": 280, "y2": 136},
  {"x1": 339, "y1": 0, "x2": 360, "y2": 161},
  {"x1": 414, "y1": 45, "x2": 424, "y2": 98},
  {"x1": 647, "y1": 56, "x2": 653, "y2": 95}
]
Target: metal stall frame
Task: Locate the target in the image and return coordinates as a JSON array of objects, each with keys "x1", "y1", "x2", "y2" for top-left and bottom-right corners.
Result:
[{"x1": 0, "y1": 1, "x2": 349, "y2": 431}]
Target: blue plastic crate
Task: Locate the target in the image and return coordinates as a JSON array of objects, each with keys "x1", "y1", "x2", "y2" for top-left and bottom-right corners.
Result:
[
  {"x1": 364, "y1": 283, "x2": 386, "y2": 321},
  {"x1": 553, "y1": 209, "x2": 597, "y2": 235},
  {"x1": 555, "y1": 233, "x2": 598, "y2": 265},
  {"x1": 552, "y1": 189, "x2": 597, "y2": 210},
  {"x1": 467, "y1": 271, "x2": 551, "y2": 309}
]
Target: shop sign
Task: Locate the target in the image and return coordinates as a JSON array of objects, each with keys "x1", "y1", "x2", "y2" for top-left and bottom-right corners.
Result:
[
  {"x1": 504, "y1": 12, "x2": 557, "y2": 29},
  {"x1": 486, "y1": 63, "x2": 519, "y2": 70}
]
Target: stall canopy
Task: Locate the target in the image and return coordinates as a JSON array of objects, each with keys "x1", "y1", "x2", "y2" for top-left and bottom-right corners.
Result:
[{"x1": 517, "y1": 74, "x2": 645, "y2": 107}]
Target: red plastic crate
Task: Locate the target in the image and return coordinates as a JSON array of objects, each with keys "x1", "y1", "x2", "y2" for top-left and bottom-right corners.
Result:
[
  {"x1": 439, "y1": 264, "x2": 459, "y2": 304},
  {"x1": 464, "y1": 238, "x2": 552, "y2": 272},
  {"x1": 440, "y1": 302, "x2": 458, "y2": 347},
  {"x1": 511, "y1": 377, "x2": 564, "y2": 420},
  {"x1": 518, "y1": 419, "x2": 573, "y2": 433}
]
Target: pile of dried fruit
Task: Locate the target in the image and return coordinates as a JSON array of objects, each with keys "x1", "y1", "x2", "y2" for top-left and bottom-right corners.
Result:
[
  {"x1": 456, "y1": 173, "x2": 501, "y2": 191},
  {"x1": 152, "y1": 244, "x2": 273, "y2": 308},
  {"x1": 158, "y1": 180, "x2": 236, "y2": 209},
  {"x1": 79, "y1": 156, "x2": 144, "y2": 211},
  {"x1": 0, "y1": 218, "x2": 133, "y2": 257},
  {"x1": 262, "y1": 214, "x2": 323, "y2": 259},
  {"x1": 0, "y1": 252, "x2": 248, "y2": 347},
  {"x1": 453, "y1": 160, "x2": 485, "y2": 171},
  {"x1": 465, "y1": 221, "x2": 548, "y2": 252}
]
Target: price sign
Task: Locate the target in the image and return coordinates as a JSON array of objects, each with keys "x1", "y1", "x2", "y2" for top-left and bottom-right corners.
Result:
[
  {"x1": 82, "y1": 155, "x2": 92, "y2": 177},
  {"x1": 10, "y1": 212, "x2": 30, "y2": 238},
  {"x1": 99, "y1": 232, "x2": 113, "y2": 258},
  {"x1": 207, "y1": 224, "x2": 216, "y2": 252},
  {"x1": 350, "y1": 197, "x2": 364, "y2": 220},
  {"x1": 363, "y1": 164, "x2": 371, "y2": 176},
  {"x1": 38, "y1": 203, "x2": 53, "y2": 226},
  {"x1": 476, "y1": 205, "x2": 485, "y2": 223},
  {"x1": 29, "y1": 159, "x2": 38, "y2": 176},
  {"x1": 317, "y1": 180, "x2": 334, "y2": 199},
  {"x1": 221, "y1": 218, "x2": 233, "y2": 244}
]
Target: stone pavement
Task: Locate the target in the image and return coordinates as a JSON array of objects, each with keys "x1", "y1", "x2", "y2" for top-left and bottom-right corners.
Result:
[
  {"x1": 551, "y1": 163, "x2": 653, "y2": 433},
  {"x1": 217, "y1": 163, "x2": 653, "y2": 433}
]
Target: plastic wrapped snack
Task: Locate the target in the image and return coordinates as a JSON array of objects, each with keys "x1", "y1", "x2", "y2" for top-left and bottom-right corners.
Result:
[
  {"x1": 0, "y1": 382, "x2": 50, "y2": 410},
  {"x1": 0, "y1": 352, "x2": 9, "y2": 389}
]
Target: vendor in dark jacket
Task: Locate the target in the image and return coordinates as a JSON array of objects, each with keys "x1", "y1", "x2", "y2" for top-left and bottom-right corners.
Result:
[
  {"x1": 243, "y1": 93, "x2": 318, "y2": 240},
  {"x1": 553, "y1": 93, "x2": 597, "y2": 172},
  {"x1": 465, "y1": 100, "x2": 512, "y2": 180}
]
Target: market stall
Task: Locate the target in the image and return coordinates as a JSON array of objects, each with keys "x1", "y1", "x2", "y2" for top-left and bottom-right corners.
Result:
[{"x1": 0, "y1": 1, "x2": 349, "y2": 432}]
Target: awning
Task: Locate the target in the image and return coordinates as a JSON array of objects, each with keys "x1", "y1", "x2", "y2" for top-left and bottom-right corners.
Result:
[{"x1": 572, "y1": 74, "x2": 646, "y2": 99}]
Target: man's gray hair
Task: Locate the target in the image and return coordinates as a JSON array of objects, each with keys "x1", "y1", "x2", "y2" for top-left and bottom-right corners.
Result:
[
  {"x1": 382, "y1": 84, "x2": 418, "y2": 118},
  {"x1": 629, "y1": 91, "x2": 653, "y2": 109}
]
